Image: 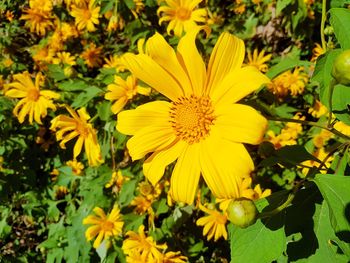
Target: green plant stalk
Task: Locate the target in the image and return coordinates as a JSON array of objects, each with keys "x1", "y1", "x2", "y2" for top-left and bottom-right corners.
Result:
[
  {"x1": 327, "y1": 78, "x2": 337, "y2": 127},
  {"x1": 320, "y1": 0, "x2": 327, "y2": 50},
  {"x1": 258, "y1": 192, "x2": 295, "y2": 219}
]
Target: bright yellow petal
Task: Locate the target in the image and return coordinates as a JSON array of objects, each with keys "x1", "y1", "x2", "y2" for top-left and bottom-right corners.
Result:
[
  {"x1": 212, "y1": 66, "x2": 270, "y2": 105},
  {"x1": 143, "y1": 139, "x2": 186, "y2": 185},
  {"x1": 121, "y1": 53, "x2": 183, "y2": 100},
  {"x1": 170, "y1": 143, "x2": 201, "y2": 204},
  {"x1": 93, "y1": 207, "x2": 106, "y2": 219},
  {"x1": 111, "y1": 97, "x2": 128, "y2": 114},
  {"x1": 207, "y1": 32, "x2": 245, "y2": 95},
  {"x1": 93, "y1": 231, "x2": 105, "y2": 248},
  {"x1": 215, "y1": 104, "x2": 267, "y2": 145},
  {"x1": 5, "y1": 89, "x2": 27, "y2": 98},
  {"x1": 85, "y1": 225, "x2": 101, "y2": 241},
  {"x1": 116, "y1": 101, "x2": 171, "y2": 135},
  {"x1": 199, "y1": 135, "x2": 254, "y2": 199},
  {"x1": 73, "y1": 136, "x2": 84, "y2": 159}
]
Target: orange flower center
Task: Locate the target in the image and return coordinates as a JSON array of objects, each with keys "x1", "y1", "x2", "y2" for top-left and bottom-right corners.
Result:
[
  {"x1": 139, "y1": 182, "x2": 153, "y2": 196},
  {"x1": 176, "y1": 7, "x2": 191, "y2": 20},
  {"x1": 83, "y1": 9, "x2": 92, "y2": 20},
  {"x1": 27, "y1": 88, "x2": 40, "y2": 101},
  {"x1": 76, "y1": 122, "x2": 90, "y2": 138},
  {"x1": 170, "y1": 95, "x2": 215, "y2": 144},
  {"x1": 102, "y1": 220, "x2": 114, "y2": 232}
]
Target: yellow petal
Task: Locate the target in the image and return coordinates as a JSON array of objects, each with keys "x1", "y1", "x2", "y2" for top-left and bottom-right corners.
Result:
[
  {"x1": 177, "y1": 28, "x2": 206, "y2": 96},
  {"x1": 85, "y1": 225, "x2": 101, "y2": 241},
  {"x1": 116, "y1": 101, "x2": 171, "y2": 135},
  {"x1": 126, "y1": 125, "x2": 176, "y2": 161},
  {"x1": 143, "y1": 139, "x2": 186, "y2": 185},
  {"x1": 93, "y1": 231, "x2": 105, "y2": 248},
  {"x1": 73, "y1": 136, "x2": 84, "y2": 159},
  {"x1": 170, "y1": 144, "x2": 201, "y2": 204},
  {"x1": 199, "y1": 135, "x2": 254, "y2": 199},
  {"x1": 5, "y1": 89, "x2": 27, "y2": 98},
  {"x1": 215, "y1": 104, "x2": 267, "y2": 145},
  {"x1": 111, "y1": 97, "x2": 128, "y2": 114},
  {"x1": 83, "y1": 215, "x2": 103, "y2": 225},
  {"x1": 146, "y1": 32, "x2": 192, "y2": 96},
  {"x1": 93, "y1": 207, "x2": 106, "y2": 219},
  {"x1": 212, "y1": 66, "x2": 270, "y2": 105},
  {"x1": 207, "y1": 32, "x2": 245, "y2": 95},
  {"x1": 121, "y1": 53, "x2": 183, "y2": 100}
]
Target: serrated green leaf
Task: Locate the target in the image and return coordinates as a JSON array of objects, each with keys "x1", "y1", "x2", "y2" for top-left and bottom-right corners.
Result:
[
  {"x1": 71, "y1": 86, "x2": 103, "y2": 108},
  {"x1": 267, "y1": 57, "x2": 311, "y2": 79},
  {"x1": 330, "y1": 8, "x2": 350, "y2": 49}
]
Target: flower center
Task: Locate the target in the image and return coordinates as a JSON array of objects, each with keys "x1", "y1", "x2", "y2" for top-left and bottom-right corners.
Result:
[
  {"x1": 102, "y1": 220, "x2": 114, "y2": 231},
  {"x1": 76, "y1": 122, "x2": 90, "y2": 138},
  {"x1": 27, "y1": 88, "x2": 40, "y2": 101},
  {"x1": 176, "y1": 7, "x2": 191, "y2": 20},
  {"x1": 83, "y1": 9, "x2": 92, "y2": 20},
  {"x1": 170, "y1": 95, "x2": 215, "y2": 144}
]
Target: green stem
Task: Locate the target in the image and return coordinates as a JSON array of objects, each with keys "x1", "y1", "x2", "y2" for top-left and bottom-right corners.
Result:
[
  {"x1": 328, "y1": 78, "x2": 337, "y2": 127},
  {"x1": 321, "y1": 0, "x2": 327, "y2": 50},
  {"x1": 258, "y1": 192, "x2": 295, "y2": 219}
]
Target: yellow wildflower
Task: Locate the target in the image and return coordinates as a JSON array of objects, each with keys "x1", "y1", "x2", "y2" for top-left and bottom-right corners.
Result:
[
  {"x1": 313, "y1": 129, "x2": 333, "y2": 148},
  {"x1": 233, "y1": 2, "x2": 246, "y2": 14},
  {"x1": 105, "y1": 75, "x2": 151, "y2": 114},
  {"x1": 106, "y1": 14, "x2": 125, "y2": 32},
  {"x1": 50, "y1": 168, "x2": 60, "y2": 181},
  {"x1": 334, "y1": 121, "x2": 350, "y2": 137},
  {"x1": 105, "y1": 170, "x2": 129, "y2": 189},
  {"x1": 52, "y1": 52, "x2": 76, "y2": 66},
  {"x1": 311, "y1": 43, "x2": 325, "y2": 62},
  {"x1": 81, "y1": 43, "x2": 102, "y2": 68},
  {"x1": 103, "y1": 55, "x2": 126, "y2": 72},
  {"x1": 301, "y1": 147, "x2": 333, "y2": 175},
  {"x1": 50, "y1": 106, "x2": 104, "y2": 167},
  {"x1": 196, "y1": 203, "x2": 228, "y2": 241},
  {"x1": 55, "y1": 186, "x2": 68, "y2": 199},
  {"x1": 308, "y1": 100, "x2": 327, "y2": 118},
  {"x1": 162, "y1": 251, "x2": 188, "y2": 263},
  {"x1": 31, "y1": 45, "x2": 55, "y2": 70},
  {"x1": 131, "y1": 0, "x2": 145, "y2": 18},
  {"x1": 251, "y1": 184, "x2": 271, "y2": 200},
  {"x1": 70, "y1": 0, "x2": 100, "y2": 32},
  {"x1": 83, "y1": 206, "x2": 124, "y2": 248},
  {"x1": 5, "y1": 72, "x2": 60, "y2": 124},
  {"x1": 122, "y1": 225, "x2": 167, "y2": 262},
  {"x1": 246, "y1": 48, "x2": 272, "y2": 73},
  {"x1": 66, "y1": 159, "x2": 84, "y2": 175},
  {"x1": 5, "y1": 11, "x2": 14, "y2": 22},
  {"x1": 118, "y1": 29, "x2": 269, "y2": 204},
  {"x1": 157, "y1": 0, "x2": 207, "y2": 37}
]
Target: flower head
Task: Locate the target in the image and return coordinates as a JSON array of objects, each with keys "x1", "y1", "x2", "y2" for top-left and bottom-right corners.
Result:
[
  {"x1": 50, "y1": 106, "x2": 103, "y2": 166},
  {"x1": 246, "y1": 48, "x2": 272, "y2": 73},
  {"x1": 81, "y1": 43, "x2": 103, "y2": 68},
  {"x1": 103, "y1": 55, "x2": 127, "y2": 72},
  {"x1": 311, "y1": 43, "x2": 326, "y2": 62},
  {"x1": 70, "y1": 0, "x2": 100, "y2": 32},
  {"x1": 5, "y1": 71, "x2": 60, "y2": 124},
  {"x1": 308, "y1": 100, "x2": 327, "y2": 118},
  {"x1": 83, "y1": 206, "x2": 124, "y2": 248},
  {"x1": 66, "y1": 159, "x2": 84, "y2": 175},
  {"x1": 157, "y1": 0, "x2": 207, "y2": 37},
  {"x1": 118, "y1": 29, "x2": 269, "y2": 204},
  {"x1": 105, "y1": 75, "x2": 151, "y2": 114},
  {"x1": 105, "y1": 170, "x2": 129, "y2": 189}
]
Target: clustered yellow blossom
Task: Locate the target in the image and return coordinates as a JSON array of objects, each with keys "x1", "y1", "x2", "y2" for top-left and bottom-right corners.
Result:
[
  {"x1": 83, "y1": 206, "x2": 124, "y2": 248},
  {"x1": 66, "y1": 159, "x2": 84, "y2": 175},
  {"x1": 308, "y1": 100, "x2": 327, "y2": 118},
  {"x1": 103, "y1": 55, "x2": 127, "y2": 72},
  {"x1": 312, "y1": 129, "x2": 333, "y2": 148},
  {"x1": 311, "y1": 43, "x2": 325, "y2": 62},
  {"x1": 246, "y1": 48, "x2": 272, "y2": 73},
  {"x1": 81, "y1": 43, "x2": 103, "y2": 68},
  {"x1": 131, "y1": 181, "x2": 162, "y2": 215},
  {"x1": 70, "y1": 0, "x2": 100, "y2": 32},
  {"x1": 268, "y1": 67, "x2": 308, "y2": 98}
]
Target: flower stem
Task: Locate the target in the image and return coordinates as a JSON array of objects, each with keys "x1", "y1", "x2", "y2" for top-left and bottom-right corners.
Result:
[
  {"x1": 327, "y1": 78, "x2": 337, "y2": 127},
  {"x1": 321, "y1": 0, "x2": 327, "y2": 50}
]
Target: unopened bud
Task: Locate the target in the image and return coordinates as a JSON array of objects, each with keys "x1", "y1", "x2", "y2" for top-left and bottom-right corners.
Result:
[
  {"x1": 227, "y1": 198, "x2": 258, "y2": 228},
  {"x1": 332, "y1": 49, "x2": 350, "y2": 86}
]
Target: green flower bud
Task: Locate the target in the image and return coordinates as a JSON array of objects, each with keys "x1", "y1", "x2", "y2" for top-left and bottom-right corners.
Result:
[
  {"x1": 332, "y1": 50, "x2": 350, "y2": 86},
  {"x1": 227, "y1": 198, "x2": 258, "y2": 228}
]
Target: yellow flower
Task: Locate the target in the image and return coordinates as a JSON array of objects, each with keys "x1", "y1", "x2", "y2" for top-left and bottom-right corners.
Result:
[
  {"x1": 131, "y1": 196, "x2": 153, "y2": 215},
  {"x1": 66, "y1": 159, "x2": 84, "y2": 175},
  {"x1": 252, "y1": 184, "x2": 271, "y2": 200},
  {"x1": 246, "y1": 48, "x2": 272, "y2": 73},
  {"x1": 162, "y1": 251, "x2": 188, "y2": 263},
  {"x1": 334, "y1": 121, "x2": 350, "y2": 136},
  {"x1": 5, "y1": 72, "x2": 60, "y2": 124},
  {"x1": 308, "y1": 100, "x2": 327, "y2": 118},
  {"x1": 50, "y1": 168, "x2": 60, "y2": 181},
  {"x1": 81, "y1": 43, "x2": 103, "y2": 68},
  {"x1": 122, "y1": 225, "x2": 167, "y2": 262},
  {"x1": 157, "y1": 0, "x2": 207, "y2": 37},
  {"x1": 52, "y1": 52, "x2": 77, "y2": 66},
  {"x1": 311, "y1": 43, "x2": 325, "y2": 62},
  {"x1": 50, "y1": 106, "x2": 104, "y2": 166},
  {"x1": 83, "y1": 206, "x2": 124, "y2": 248},
  {"x1": 131, "y1": 0, "x2": 145, "y2": 18},
  {"x1": 301, "y1": 147, "x2": 333, "y2": 175},
  {"x1": 103, "y1": 55, "x2": 126, "y2": 72},
  {"x1": 313, "y1": 129, "x2": 333, "y2": 148},
  {"x1": 105, "y1": 170, "x2": 129, "y2": 189},
  {"x1": 105, "y1": 75, "x2": 151, "y2": 114},
  {"x1": 20, "y1": 0, "x2": 54, "y2": 36},
  {"x1": 55, "y1": 186, "x2": 68, "y2": 199},
  {"x1": 106, "y1": 14, "x2": 125, "y2": 31},
  {"x1": 196, "y1": 203, "x2": 228, "y2": 241},
  {"x1": 70, "y1": 0, "x2": 100, "y2": 32},
  {"x1": 5, "y1": 11, "x2": 14, "y2": 22},
  {"x1": 118, "y1": 29, "x2": 269, "y2": 204},
  {"x1": 233, "y1": 3, "x2": 246, "y2": 14}
]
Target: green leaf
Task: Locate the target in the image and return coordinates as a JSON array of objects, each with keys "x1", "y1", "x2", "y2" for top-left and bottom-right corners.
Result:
[
  {"x1": 332, "y1": 83, "x2": 350, "y2": 125},
  {"x1": 267, "y1": 57, "x2": 311, "y2": 79},
  {"x1": 97, "y1": 101, "x2": 112, "y2": 121},
  {"x1": 276, "y1": 0, "x2": 292, "y2": 16},
  {"x1": 71, "y1": 86, "x2": 103, "y2": 108},
  {"x1": 229, "y1": 213, "x2": 286, "y2": 263},
  {"x1": 47, "y1": 64, "x2": 67, "y2": 81},
  {"x1": 330, "y1": 8, "x2": 350, "y2": 49},
  {"x1": 313, "y1": 174, "x2": 350, "y2": 249},
  {"x1": 58, "y1": 79, "x2": 90, "y2": 92}
]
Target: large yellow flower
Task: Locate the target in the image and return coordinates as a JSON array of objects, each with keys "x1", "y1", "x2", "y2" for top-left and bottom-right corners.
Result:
[
  {"x1": 50, "y1": 106, "x2": 103, "y2": 166},
  {"x1": 83, "y1": 206, "x2": 124, "y2": 248},
  {"x1": 5, "y1": 72, "x2": 60, "y2": 124},
  {"x1": 157, "y1": 0, "x2": 207, "y2": 37},
  {"x1": 117, "y1": 29, "x2": 269, "y2": 204},
  {"x1": 70, "y1": 0, "x2": 100, "y2": 32}
]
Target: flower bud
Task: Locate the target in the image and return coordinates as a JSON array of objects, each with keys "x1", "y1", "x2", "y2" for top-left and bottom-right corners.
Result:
[
  {"x1": 227, "y1": 198, "x2": 258, "y2": 228},
  {"x1": 332, "y1": 49, "x2": 350, "y2": 86}
]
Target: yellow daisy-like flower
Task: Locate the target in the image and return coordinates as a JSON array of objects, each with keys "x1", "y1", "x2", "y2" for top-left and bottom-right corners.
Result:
[
  {"x1": 246, "y1": 48, "x2": 272, "y2": 73},
  {"x1": 118, "y1": 29, "x2": 269, "y2": 204},
  {"x1": 83, "y1": 206, "x2": 124, "y2": 249},
  {"x1": 122, "y1": 225, "x2": 167, "y2": 262},
  {"x1": 54, "y1": 185, "x2": 68, "y2": 199},
  {"x1": 105, "y1": 75, "x2": 151, "y2": 114},
  {"x1": 196, "y1": 203, "x2": 228, "y2": 241},
  {"x1": 50, "y1": 106, "x2": 104, "y2": 167},
  {"x1": 334, "y1": 121, "x2": 350, "y2": 137},
  {"x1": 105, "y1": 170, "x2": 129, "y2": 189},
  {"x1": 20, "y1": 0, "x2": 54, "y2": 36},
  {"x1": 308, "y1": 100, "x2": 327, "y2": 118},
  {"x1": 103, "y1": 55, "x2": 127, "y2": 72},
  {"x1": 312, "y1": 129, "x2": 333, "y2": 148},
  {"x1": 162, "y1": 251, "x2": 188, "y2": 263},
  {"x1": 52, "y1": 52, "x2": 76, "y2": 66},
  {"x1": 5, "y1": 72, "x2": 60, "y2": 124},
  {"x1": 70, "y1": 0, "x2": 100, "y2": 32},
  {"x1": 157, "y1": 0, "x2": 207, "y2": 37},
  {"x1": 66, "y1": 159, "x2": 84, "y2": 175},
  {"x1": 81, "y1": 43, "x2": 103, "y2": 68},
  {"x1": 311, "y1": 43, "x2": 326, "y2": 62}
]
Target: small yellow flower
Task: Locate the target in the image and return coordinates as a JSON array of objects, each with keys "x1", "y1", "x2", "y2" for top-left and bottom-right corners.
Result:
[
  {"x1": 334, "y1": 121, "x2": 350, "y2": 137},
  {"x1": 66, "y1": 159, "x2": 84, "y2": 175},
  {"x1": 233, "y1": 2, "x2": 246, "y2": 14},
  {"x1": 52, "y1": 52, "x2": 76, "y2": 66},
  {"x1": 50, "y1": 106, "x2": 104, "y2": 167},
  {"x1": 81, "y1": 43, "x2": 102, "y2": 68},
  {"x1": 162, "y1": 251, "x2": 188, "y2": 263},
  {"x1": 50, "y1": 168, "x2": 60, "y2": 181},
  {"x1": 131, "y1": 0, "x2": 145, "y2": 18},
  {"x1": 308, "y1": 100, "x2": 327, "y2": 118},
  {"x1": 106, "y1": 14, "x2": 125, "y2": 31},
  {"x1": 252, "y1": 184, "x2": 271, "y2": 200},
  {"x1": 311, "y1": 43, "x2": 326, "y2": 62},
  {"x1": 5, "y1": 72, "x2": 60, "y2": 124},
  {"x1": 105, "y1": 170, "x2": 129, "y2": 189},
  {"x1": 157, "y1": 0, "x2": 207, "y2": 37},
  {"x1": 55, "y1": 186, "x2": 68, "y2": 199},
  {"x1": 5, "y1": 11, "x2": 14, "y2": 22},
  {"x1": 103, "y1": 55, "x2": 126, "y2": 72},
  {"x1": 70, "y1": 0, "x2": 100, "y2": 32},
  {"x1": 301, "y1": 147, "x2": 333, "y2": 175},
  {"x1": 83, "y1": 206, "x2": 124, "y2": 248},
  {"x1": 122, "y1": 225, "x2": 167, "y2": 262},
  {"x1": 196, "y1": 203, "x2": 228, "y2": 241},
  {"x1": 246, "y1": 49, "x2": 272, "y2": 73},
  {"x1": 105, "y1": 75, "x2": 151, "y2": 114},
  {"x1": 312, "y1": 129, "x2": 333, "y2": 148}
]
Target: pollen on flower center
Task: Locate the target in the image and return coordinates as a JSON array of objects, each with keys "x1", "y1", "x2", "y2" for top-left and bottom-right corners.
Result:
[
  {"x1": 83, "y1": 10, "x2": 92, "y2": 20},
  {"x1": 27, "y1": 88, "x2": 40, "y2": 101},
  {"x1": 176, "y1": 7, "x2": 191, "y2": 20},
  {"x1": 76, "y1": 122, "x2": 90, "y2": 138},
  {"x1": 102, "y1": 220, "x2": 114, "y2": 231},
  {"x1": 170, "y1": 95, "x2": 215, "y2": 144}
]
